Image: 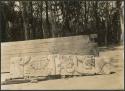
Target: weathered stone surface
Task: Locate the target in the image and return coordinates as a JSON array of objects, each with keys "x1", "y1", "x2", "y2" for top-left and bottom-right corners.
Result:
[
  {"x1": 9, "y1": 54, "x2": 95, "y2": 78},
  {"x1": 94, "y1": 57, "x2": 113, "y2": 74},
  {"x1": 1, "y1": 35, "x2": 98, "y2": 72},
  {"x1": 10, "y1": 57, "x2": 24, "y2": 78}
]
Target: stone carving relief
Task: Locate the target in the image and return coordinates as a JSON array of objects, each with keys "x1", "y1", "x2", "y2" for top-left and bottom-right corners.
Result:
[
  {"x1": 10, "y1": 57, "x2": 24, "y2": 78},
  {"x1": 10, "y1": 54, "x2": 95, "y2": 78}
]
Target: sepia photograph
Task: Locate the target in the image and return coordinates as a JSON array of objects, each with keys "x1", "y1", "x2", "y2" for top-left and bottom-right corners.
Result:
[{"x1": 0, "y1": 0, "x2": 124, "y2": 90}]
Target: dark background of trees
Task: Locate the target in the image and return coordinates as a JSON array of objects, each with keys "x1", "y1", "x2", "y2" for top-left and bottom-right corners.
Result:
[{"x1": 0, "y1": 0, "x2": 124, "y2": 46}]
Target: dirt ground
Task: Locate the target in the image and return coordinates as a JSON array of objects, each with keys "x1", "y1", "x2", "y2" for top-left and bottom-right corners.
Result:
[{"x1": 1, "y1": 45, "x2": 124, "y2": 90}]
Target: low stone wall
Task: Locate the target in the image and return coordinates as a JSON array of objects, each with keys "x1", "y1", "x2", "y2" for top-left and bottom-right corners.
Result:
[
  {"x1": 10, "y1": 54, "x2": 95, "y2": 78},
  {"x1": 1, "y1": 35, "x2": 97, "y2": 72}
]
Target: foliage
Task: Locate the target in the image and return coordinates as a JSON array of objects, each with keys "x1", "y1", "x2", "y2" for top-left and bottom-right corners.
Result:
[{"x1": 0, "y1": 0, "x2": 123, "y2": 46}]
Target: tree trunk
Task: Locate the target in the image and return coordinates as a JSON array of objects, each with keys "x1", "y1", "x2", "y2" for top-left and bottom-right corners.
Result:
[
  {"x1": 45, "y1": 0, "x2": 51, "y2": 38},
  {"x1": 84, "y1": 0, "x2": 87, "y2": 31},
  {"x1": 29, "y1": 1, "x2": 34, "y2": 39},
  {"x1": 50, "y1": 2, "x2": 56, "y2": 38},
  {"x1": 20, "y1": 1, "x2": 29, "y2": 40},
  {"x1": 120, "y1": 3, "x2": 124, "y2": 43},
  {"x1": 0, "y1": 4, "x2": 7, "y2": 42},
  {"x1": 116, "y1": 1, "x2": 122, "y2": 43},
  {"x1": 105, "y1": 2, "x2": 109, "y2": 46},
  {"x1": 39, "y1": 1, "x2": 44, "y2": 38}
]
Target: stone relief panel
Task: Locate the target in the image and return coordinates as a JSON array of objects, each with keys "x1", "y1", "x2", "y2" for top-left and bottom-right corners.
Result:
[
  {"x1": 10, "y1": 57, "x2": 24, "y2": 78},
  {"x1": 10, "y1": 54, "x2": 95, "y2": 78},
  {"x1": 24, "y1": 55, "x2": 50, "y2": 77}
]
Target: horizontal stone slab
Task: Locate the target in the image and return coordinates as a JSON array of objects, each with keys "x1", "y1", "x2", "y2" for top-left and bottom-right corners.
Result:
[
  {"x1": 1, "y1": 35, "x2": 98, "y2": 72},
  {"x1": 9, "y1": 54, "x2": 95, "y2": 78}
]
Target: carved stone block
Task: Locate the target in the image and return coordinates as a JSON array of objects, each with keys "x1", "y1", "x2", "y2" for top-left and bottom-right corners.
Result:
[{"x1": 9, "y1": 54, "x2": 96, "y2": 78}]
